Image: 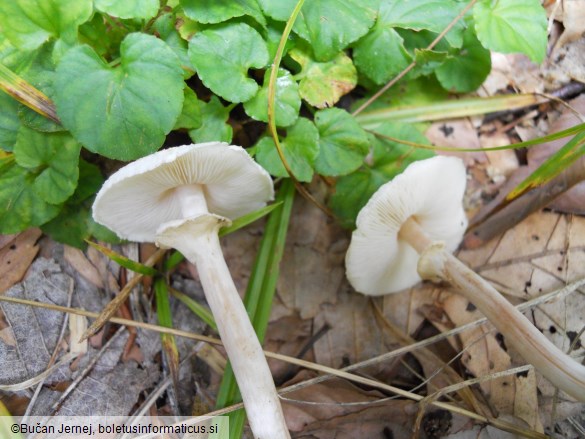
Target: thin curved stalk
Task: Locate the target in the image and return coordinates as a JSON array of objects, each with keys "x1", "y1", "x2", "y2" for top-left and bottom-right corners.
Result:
[
  {"x1": 157, "y1": 217, "x2": 290, "y2": 439},
  {"x1": 418, "y1": 242, "x2": 585, "y2": 402}
]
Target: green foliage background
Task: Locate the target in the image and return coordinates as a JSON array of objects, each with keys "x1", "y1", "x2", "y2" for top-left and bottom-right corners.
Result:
[{"x1": 0, "y1": 0, "x2": 546, "y2": 246}]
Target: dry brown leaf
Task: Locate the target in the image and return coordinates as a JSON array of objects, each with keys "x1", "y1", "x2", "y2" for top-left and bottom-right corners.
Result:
[
  {"x1": 425, "y1": 119, "x2": 485, "y2": 165},
  {"x1": 312, "y1": 288, "x2": 386, "y2": 369},
  {"x1": 64, "y1": 245, "x2": 104, "y2": 289},
  {"x1": 459, "y1": 210, "x2": 585, "y2": 399},
  {"x1": 282, "y1": 370, "x2": 415, "y2": 438},
  {"x1": 442, "y1": 294, "x2": 515, "y2": 414},
  {"x1": 0, "y1": 228, "x2": 41, "y2": 293},
  {"x1": 278, "y1": 194, "x2": 348, "y2": 319},
  {"x1": 551, "y1": 1, "x2": 585, "y2": 48}
]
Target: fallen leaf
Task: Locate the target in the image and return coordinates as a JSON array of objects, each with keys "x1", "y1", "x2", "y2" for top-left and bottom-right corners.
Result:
[
  {"x1": 0, "y1": 258, "x2": 71, "y2": 387},
  {"x1": 278, "y1": 193, "x2": 347, "y2": 319},
  {"x1": 64, "y1": 245, "x2": 104, "y2": 289},
  {"x1": 0, "y1": 228, "x2": 41, "y2": 293},
  {"x1": 442, "y1": 294, "x2": 515, "y2": 414}
]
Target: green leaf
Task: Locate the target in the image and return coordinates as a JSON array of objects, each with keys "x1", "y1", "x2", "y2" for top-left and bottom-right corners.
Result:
[
  {"x1": 95, "y1": 0, "x2": 159, "y2": 20},
  {"x1": 153, "y1": 12, "x2": 193, "y2": 77},
  {"x1": 244, "y1": 68, "x2": 300, "y2": 127},
  {"x1": 0, "y1": 92, "x2": 20, "y2": 151},
  {"x1": 14, "y1": 126, "x2": 81, "y2": 205},
  {"x1": 42, "y1": 159, "x2": 107, "y2": 248},
  {"x1": 0, "y1": 0, "x2": 93, "y2": 50},
  {"x1": 289, "y1": 45, "x2": 357, "y2": 109},
  {"x1": 255, "y1": 117, "x2": 319, "y2": 182},
  {"x1": 55, "y1": 33, "x2": 184, "y2": 161},
  {"x1": 294, "y1": 0, "x2": 378, "y2": 61},
  {"x1": 377, "y1": 0, "x2": 465, "y2": 48},
  {"x1": 330, "y1": 123, "x2": 433, "y2": 227},
  {"x1": 263, "y1": 19, "x2": 297, "y2": 61},
  {"x1": 353, "y1": 24, "x2": 412, "y2": 85},
  {"x1": 314, "y1": 108, "x2": 369, "y2": 176},
  {"x1": 413, "y1": 48, "x2": 449, "y2": 76},
  {"x1": 188, "y1": 96, "x2": 233, "y2": 143},
  {"x1": 78, "y1": 14, "x2": 127, "y2": 59},
  {"x1": 256, "y1": 0, "x2": 295, "y2": 20},
  {"x1": 474, "y1": 0, "x2": 547, "y2": 63},
  {"x1": 188, "y1": 23, "x2": 269, "y2": 103},
  {"x1": 174, "y1": 87, "x2": 202, "y2": 130},
  {"x1": 181, "y1": 0, "x2": 266, "y2": 25},
  {"x1": 435, "y1": 28, "x2": 491, "y2": 93},
  {"x1": 0, "y1": 161, "x2": 61, "y2": 234}
]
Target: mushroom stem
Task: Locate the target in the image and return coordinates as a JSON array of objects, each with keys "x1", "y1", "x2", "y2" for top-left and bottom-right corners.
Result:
[
  {"x1": 157, "y1": 217, "x2": 290, "y2": 439},
  {"x1": 399, "y1": 217, "x2": 433, "y2": 253},
  {"x1": 175, "y1": 184, "x2": 209, "y2": 218},
  {"x1": 399, "y1": 221, "x2": 585, "y2": 402}
]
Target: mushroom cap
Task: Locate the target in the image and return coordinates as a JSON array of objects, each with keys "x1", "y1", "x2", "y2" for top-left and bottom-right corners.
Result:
[
  {"x1": 345, "y1": 156, "x2": 468, "y2": 296},
  {"x1": 93, "y1": 142, "x2": 274, "y2": 242}
]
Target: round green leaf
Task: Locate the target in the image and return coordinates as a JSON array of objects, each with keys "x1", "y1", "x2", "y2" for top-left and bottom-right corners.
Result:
[
  {"x1": 374, "y1": 0, "x2": 465, "y2": 48},
  {"x1": 0, "y1": 161, "x2": 61, "y2": 234},
  {"x1": 294, "y1": 0, "x2": 378, "y2": 61},
  {"x1": 353, "y1": 25, "x2": 411, "y2": 85},
  {"x1": 55, "y1": 33, "x2": 184, "y2": 161},
  {"x1": 188, "y1": 96, "x2": 233, "y2": 143},
  {"x1": 244, "y1": 68, "x2": 300, "y2": 127},
  {"x1": 474, "y1": 0, "x2": 547, "y2": 63},
  {"x1": 14, "y1": 126, "x2": 81, "y2": 205},
  {"x1": 290, "y1": 45, "x2": 357, "y2": 109},
  {"x1": 181, "y1": 0, "x2": 265, "y2": 25},
  {"x1": 435, "y1": 29, "x2": 491, "y2": 93},
  {"x1": 259, "y1": 0, "x2": 377, "y2": 61},
  {"x1": 0, "y1": 0, "x2": 93, "y2": 50},
  {"x1": 257, "y1": 0, "x2": 295, "y2": 20},
  {"x1": 174, "y1": 87, "x2": 202, "y2": 130},
  {"x1": 188, "y1": 23, "x2": 269, "y2": 103},
  {"x1": 255, "y1": 118, "x2": 319, "y2": 182},
  {"x1": 95, "y1": 0, "x2": 159, "y2": 19},
  {"x1": 314, "y1": 108, "x2": 369, "y2": 176},
  {"x1": 330, "y1": 168, "x2": 388, "y2": 228}
]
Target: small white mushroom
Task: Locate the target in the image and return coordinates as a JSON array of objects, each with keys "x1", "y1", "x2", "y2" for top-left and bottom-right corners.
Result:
[
  {"x1": 93, "y1": 142, "x2": 290, "y2": 439},
  {"x1": 346, "y1": 156, "x2": 585, "y2": 402}
]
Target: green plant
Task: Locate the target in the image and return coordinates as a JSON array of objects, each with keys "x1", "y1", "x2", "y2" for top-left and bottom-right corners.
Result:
[{"x1": 0, "y1": 0, "x2": 549, "y2": 244}]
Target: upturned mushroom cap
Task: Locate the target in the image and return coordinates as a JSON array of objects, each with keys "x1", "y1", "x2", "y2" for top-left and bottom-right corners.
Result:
[
  {"x1": 346, "y1": 156, "x2": 468, "y2": 296},
  {"x1": 93, "y1": 142, "x2": 274, "y2": 242}
]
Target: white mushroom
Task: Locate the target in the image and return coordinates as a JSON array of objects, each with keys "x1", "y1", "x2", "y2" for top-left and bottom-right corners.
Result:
[
  {"x1": 346, "y1": 156, "x2": 585, "y2": 402},
  {"x1": 93, "y1": 142, "x2": 290, "y2": 439}
]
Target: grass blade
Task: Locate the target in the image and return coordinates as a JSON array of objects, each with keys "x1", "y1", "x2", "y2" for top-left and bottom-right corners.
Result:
[
  {"x1": 169, "y1": 287, "x2": 217, "y2": 331},
  {"x1": 154, "y1": 277, "x2": 180, "y2": 389},
  {"x1": 86, "y1": 240, "x2": 159, "y2": 276},
  {"x1": 507, "y1": 130, "x2": 585, "y2": 200},
  {"x1": 355, "y1": 94, "x2": 542, "y2": 127},
  {"x1": 0, "y1": 63, "x2": 60, "y2": 124}
]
